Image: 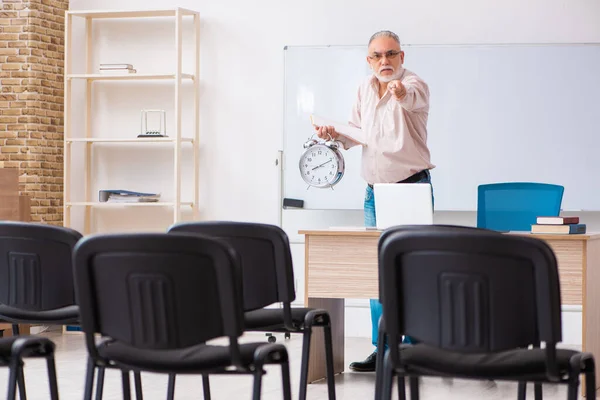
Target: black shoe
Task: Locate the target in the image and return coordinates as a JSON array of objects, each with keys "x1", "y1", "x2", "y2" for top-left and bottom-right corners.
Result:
[{"x1": 349, "y1": 351, "x2": 378, "y2": 372}]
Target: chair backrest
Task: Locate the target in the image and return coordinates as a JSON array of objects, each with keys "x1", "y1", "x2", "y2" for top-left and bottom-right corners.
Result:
[
  {"x1": 72, "y1": 232, "x2": 245, "y2": 354},
  {"x1": 477, "y1": 182, "x2": 564, "y2": 231},
  {"x1": 167, "y1": 222, "x2": 296, "y2": 311},
  {"x1": 0, "y1": 222, "x2": 82, "y2": 311},
  {"x1": 378, "y1": 224, "x2": 504, "y2": 296},
  {"x1": 379, "y1": 225, "x2": 562, "y2": 366}
]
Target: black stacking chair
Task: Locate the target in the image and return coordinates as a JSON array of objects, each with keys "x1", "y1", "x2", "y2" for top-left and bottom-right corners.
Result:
[
  {"x1": 0, "y1": 221, "x2": 140, "y2": 399},
  {"x1": 373, "y1": 224, "x2": 507, "y2": 393},
  {"x1": 72, "y1": 232, "x2": 292, "y2": 400},
  {"x1": 167, "y1": 221, "x2": 336, "y2": 400},
  {"x1": 0, "y1": 335, "x2": 59, "y2": 399},
  {"x1": 375, "y1": 225, "x2": 596, "y2": 400},
  {"x1": 0, "y1": 221, "x2": 82, "y2": 397}
]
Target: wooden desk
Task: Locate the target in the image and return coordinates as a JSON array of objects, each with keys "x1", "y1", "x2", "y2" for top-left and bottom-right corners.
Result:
[{"x1": 300, "y1": 228, "x2": 600, "y2": 390}]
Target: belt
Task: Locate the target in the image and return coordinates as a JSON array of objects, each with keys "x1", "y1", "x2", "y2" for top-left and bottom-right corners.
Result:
[{"x1": 368, "y1": 170, "x2": 429, "y2": 189}]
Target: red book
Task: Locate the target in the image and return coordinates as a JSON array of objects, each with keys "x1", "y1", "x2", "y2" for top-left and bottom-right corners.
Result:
[{"x1": 536, "y1": 216, "x2": 579, "y2": 225}]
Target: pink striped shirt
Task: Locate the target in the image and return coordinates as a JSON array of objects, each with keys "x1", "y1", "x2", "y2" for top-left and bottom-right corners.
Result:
[{"x1": 339, "y1": 68, "x2": 435, "y2": 184}]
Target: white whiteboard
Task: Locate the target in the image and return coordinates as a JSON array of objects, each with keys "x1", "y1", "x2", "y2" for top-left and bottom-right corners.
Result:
[{"x1": 282, "y1": 44, "x2": 600, "y2": 211}]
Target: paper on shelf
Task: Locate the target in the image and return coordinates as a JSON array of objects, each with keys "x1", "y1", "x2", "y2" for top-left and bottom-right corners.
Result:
[{"x1": 310, "y1": 114, "x2": 367, "y2": 145}]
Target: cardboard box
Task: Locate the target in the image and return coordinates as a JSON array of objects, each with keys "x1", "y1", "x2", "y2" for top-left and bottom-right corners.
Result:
[
  {"x1": 0, "y1": 168, "x2": 30, "y2": 222},
  {"x1": 0, "y1": 169, "x2": 18, "y2": 196},
  {"x1": 0, "y1": 195, "x2": 31, "y2": 221}
]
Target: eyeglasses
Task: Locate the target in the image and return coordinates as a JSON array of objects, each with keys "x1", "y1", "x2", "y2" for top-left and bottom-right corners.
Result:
[{"x1": 368, "y1": 50, "x2": 401, "y2": 61}]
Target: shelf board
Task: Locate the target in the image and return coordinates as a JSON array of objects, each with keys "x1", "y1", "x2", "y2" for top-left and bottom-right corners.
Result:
[
  {"x1": 66, "y1": 202, "x2": 193, "y2": 207},
  {"x1": 66, "y1": 73, "x2": 194, "y2": 81},
  {"x1": 67, "y1": 8, "x2": 199, "y2": 19},
  {"x1": 65, "y1": 137, "x2": 193, "y2": 143}
]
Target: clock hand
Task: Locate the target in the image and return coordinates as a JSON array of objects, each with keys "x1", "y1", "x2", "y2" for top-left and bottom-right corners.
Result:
[{"x1": 312, "y1": 159, "x2": 333, "y2": 170}]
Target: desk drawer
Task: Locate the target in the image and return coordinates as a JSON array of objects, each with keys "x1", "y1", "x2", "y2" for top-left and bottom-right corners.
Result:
[{"x1": 306, "y1": 235, "x2": 379, "y2": 299}]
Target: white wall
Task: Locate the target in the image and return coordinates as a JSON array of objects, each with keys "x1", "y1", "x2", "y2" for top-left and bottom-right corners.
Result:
[{"x1": 68, "y1": 0, "x2": 600, "y2": 345}]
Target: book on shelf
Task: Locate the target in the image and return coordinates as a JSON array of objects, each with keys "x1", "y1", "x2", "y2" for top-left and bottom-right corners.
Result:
[
  {"x1": 99, "y1": 189, "x2": 160, "y2": 203},
  {"x1": 99, "y1": 68, "x2": 137, "y2": 74},
  {"x1": 99, "y1": 63, "x2": 133, "y2": 69},
  {"x1": 531, "y1": 223, "x2": 586, "y2": 234},
  {"x1": 99, "y1": 63, "x2": 137, "y2": 74},
  {"x1": 536, "y1": 216, "x2": 580, "y2": 225}
]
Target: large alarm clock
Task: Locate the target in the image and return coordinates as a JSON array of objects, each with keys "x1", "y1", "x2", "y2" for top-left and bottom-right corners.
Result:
[{"x1": 299, "y1": 135, "x2": 345, "y2": 188}]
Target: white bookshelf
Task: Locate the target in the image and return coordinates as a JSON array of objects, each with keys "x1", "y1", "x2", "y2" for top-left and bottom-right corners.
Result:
[{"x1": 63, "y1": 8, "x2": 200, "y2": 234}]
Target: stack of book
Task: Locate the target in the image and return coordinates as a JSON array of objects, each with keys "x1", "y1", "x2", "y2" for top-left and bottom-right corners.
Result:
[
  {"x1": 99, "y1": 63, "x2": 137, "y2": 74},
  {"x1": 531, "y1": 216, "x2": 586, "y2": 234}
]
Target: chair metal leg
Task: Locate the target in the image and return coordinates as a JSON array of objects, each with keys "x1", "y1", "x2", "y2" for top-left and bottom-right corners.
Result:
[
  {"x1": 121, "y1": 371, "x2": 131, "y2": 400},
  {"x1": 298, "y1": 327, "x2": 312, "y2": 400},
  {"x1": 95, "y1": 367, "x2": 105, "y2": 400},
  {"x1": 166, "y1": 374, "x2": 175, "y2": 400},
  {"x1": 566, "y1": 381, "x2": 579, "y2": 400},
  {"x1": 7, "y1": 362, "x2": 19, "y2": 400},
  {"x1": 281, "y1": 359, "x2": 292, "y2": 400},
  {"x1": 202, "y1": 375, "x2": 211, "y2": 400},
  {"x1": 374, "y1": 320, "x2": 386, "y2": 400},
  {"x1": 586, "y1": 368, "x2": 596, "y2": 399},
  {"x1": 46, "y1": 355, "x2": 59, "y2": 400},
  {"x1": 252, "y1": 370, "x2": 263, "y2": 400},
  {"x1": 323, "y1": 324, "x2": 336, "y2": 400},
  {"x1": 17, "y1": 364, "x2": 27, "y2": 400},
  {"x1": 381, "y1": 351, "x2": 394, "y2": 400},
  {"x1": 83, "y1": 358, "x2": 96, "y2": 400},
  {"x1": 409, "y1": 376, "x2": 419, "y2": 400},
  {"x1": 533, "y1": 383, "x2": 542, "y2": 400},
  {"x1": 585, "y1": 366, "x2": 596, "y2": 400},
  {"x1": 517, "y1": 382, "x2": 526, "y2": 400},
  {"x1": 397, "y1": 375, "x2": 406, "y2": 400},
  {"x1": 133, "y1": 372, "x2": 143, "y2": 400}
]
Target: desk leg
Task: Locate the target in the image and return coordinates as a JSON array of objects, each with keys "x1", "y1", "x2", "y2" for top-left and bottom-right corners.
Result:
[
  {"x1": 307, "y1": 297, "x2": 345, "y2": 383},
  {"x1": 584, "y1": 239, "x2": 600, "y2": 396}
]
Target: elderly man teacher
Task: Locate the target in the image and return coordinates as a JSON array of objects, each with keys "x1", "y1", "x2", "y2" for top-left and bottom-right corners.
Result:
[{"x1": 314, "y1": 30, "x2": 435, "y2": 372}]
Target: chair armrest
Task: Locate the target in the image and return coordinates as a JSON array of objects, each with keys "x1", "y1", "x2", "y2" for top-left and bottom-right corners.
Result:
[
  {"x1": 304, "y1": 309, "x2": 331, "y2": 329},
  {"x1": 253, "y1": 343, "x2": 289, "y2": 368},
  {"x1": 11, "y1": 336, "x2": 55, "y2": 359}
]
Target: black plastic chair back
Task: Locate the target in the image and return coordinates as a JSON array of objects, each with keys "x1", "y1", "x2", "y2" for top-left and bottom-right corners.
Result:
[
  {"x1": 379, "y1": 226, "x2": 562, "y2": 367},
  {"x1": 73, "y1": 233, "x2": 244, "y2": 353},
  {"x1": 168, "y1": 222, "x2": 295, "y2": 311},
  {"x1": 0, "y1": 222, "x2": 82, "y2": 311}
]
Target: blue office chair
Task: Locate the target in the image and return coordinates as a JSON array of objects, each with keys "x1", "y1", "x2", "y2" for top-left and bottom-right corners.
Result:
[{"x1": 477, "y1": 182, "x2": 564, "y2": 231}]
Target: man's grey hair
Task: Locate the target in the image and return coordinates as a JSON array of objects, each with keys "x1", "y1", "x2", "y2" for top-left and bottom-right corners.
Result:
[{"x1": 368, "y1": 30, "x2": 401, "y2": 47}]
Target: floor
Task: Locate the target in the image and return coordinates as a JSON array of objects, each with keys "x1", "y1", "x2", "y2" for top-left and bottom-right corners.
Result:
[{"x1": 0, "y1": 330, "x2": 584, "y2": 399}]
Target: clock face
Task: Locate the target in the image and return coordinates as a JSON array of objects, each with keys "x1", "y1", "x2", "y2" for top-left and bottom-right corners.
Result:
[{"x1": 299, "y1": 144, "x2": 342, "y2": 188}]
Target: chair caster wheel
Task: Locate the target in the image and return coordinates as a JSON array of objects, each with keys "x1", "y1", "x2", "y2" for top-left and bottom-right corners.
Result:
[
  {"x1": 284, "y1": 332, "x2": 291, "y2": 340},
  {"x1": 266, "y1": 333, "x2": 276, "y2": 343}
]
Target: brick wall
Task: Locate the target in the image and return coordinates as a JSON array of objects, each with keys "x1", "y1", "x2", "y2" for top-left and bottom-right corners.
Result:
[{"x1": 0, "y1": 0, "x2": 68, "y2": 225}]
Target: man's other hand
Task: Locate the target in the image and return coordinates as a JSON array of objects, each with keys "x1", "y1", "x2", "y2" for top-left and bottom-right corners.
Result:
[
  {"x1": 387, "y1": 80, "x2": 407, "y2": 100},
  {"x1": 314, "y1": 125, "x2": 339, "y2": 140}
]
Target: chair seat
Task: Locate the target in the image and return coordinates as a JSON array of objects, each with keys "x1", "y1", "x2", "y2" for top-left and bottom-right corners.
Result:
[
  {"x1": 97, "y1": 341, "x2": 268, "y2": 373},
  {"x1": 244, "y1": 307, "x2": 314, "y2": 331},
  {"x1": 400, "y1": 344, "x2": 579, "y2": 379},
  {"x1": 0, "y1": 305, "x2": 79, "y2": 324}
]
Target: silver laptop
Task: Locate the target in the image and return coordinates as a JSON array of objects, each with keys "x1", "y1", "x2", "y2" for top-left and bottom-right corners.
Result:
[{"x1": 373, "y1": 183, "x2": 433, "y2": 230}]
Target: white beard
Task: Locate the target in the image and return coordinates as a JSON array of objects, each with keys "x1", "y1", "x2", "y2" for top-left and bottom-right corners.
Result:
[{"x1": 374, "y1": 66, "x2": 403, "y2": 83}]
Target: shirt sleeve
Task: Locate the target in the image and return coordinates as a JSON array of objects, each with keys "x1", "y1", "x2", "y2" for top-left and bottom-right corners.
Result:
[
  {"x1": 399, "y1": 75, "x2": 430, "y2": 112},
  {"x1": 338, "y1": 86, "x2": 363, "y2": 150}
]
